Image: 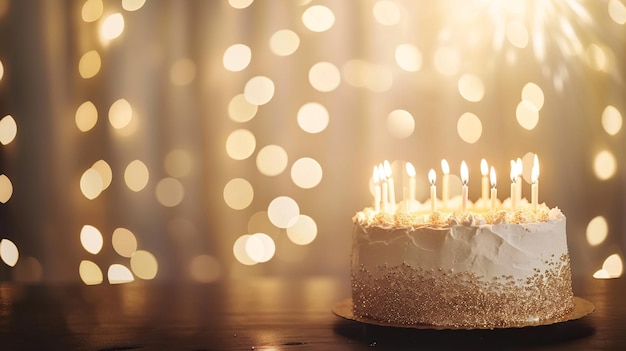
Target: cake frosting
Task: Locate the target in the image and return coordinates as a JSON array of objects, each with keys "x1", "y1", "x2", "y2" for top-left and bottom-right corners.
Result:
[{"x1": 351, "y1": 202, "x2": 574, "y2": 328}]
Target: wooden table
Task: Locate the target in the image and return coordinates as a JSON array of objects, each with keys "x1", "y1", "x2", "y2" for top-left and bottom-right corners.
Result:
[{"x1": 0, "y1": 276, "x2": 623, "y2": 350}]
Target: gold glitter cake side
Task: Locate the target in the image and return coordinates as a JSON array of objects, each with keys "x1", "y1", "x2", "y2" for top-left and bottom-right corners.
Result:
[{"x1": 351, "y1": 254, "x2": 574, "y2": 328}]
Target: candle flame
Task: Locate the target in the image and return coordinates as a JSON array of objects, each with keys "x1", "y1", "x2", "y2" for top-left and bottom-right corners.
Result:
[
  {"x1": 480, "y1": 159, "x2": 488, "y2": 176},
  {"x1": 532, "y1": 154, "x2": 540, "y2": 183},
  {"x1": 441, "y1": 159, "x2": 450, "y2": 174},
  {"x1": 405, "y1": 162, "x2": 416, "y2": 177},
  {"x1": 490, "y1": 166, "x2": 496, "y2": 188},
  {"x1": 428, "y1": 168, "x2": 436, "y2": 185},
  {"x1": 373, "y1": 166, "x2": 380, "y2": 184},
  {"x1": 460, "y1": 161, "x2": 469, "y2": 185},
  {"x1": 516, "y1": 158, "x2": 523, "y2": 177},
  {"x1": 510, "y1": 160, "x2": 518, "y2": 183},
  {"x1": 383, "y1": 160, "x2": 392, "y2": 178}
]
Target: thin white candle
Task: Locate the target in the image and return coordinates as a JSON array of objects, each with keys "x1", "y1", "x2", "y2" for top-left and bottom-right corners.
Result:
[
  {"x1": 406, "y1": 162, "x2": 416, "y2": 202},
  {"x1": 490, "y1": 166, "x2": 497, "y2": 211},
  {"x1": 481, "y1": 159, "x2": 489, "y2": 204},
  {"x1": 373, "y1": 166, "x2": 381, "y2": 212},
  {"x1": 461, "y1": 161, "x2": 469, "y2": 212},
  {"x1": 516, "y1": 158, "x2": 523, "y2": 203},
  {"x1": 531, "y1": 154, "x2": 540, "y2": 209},
  {"x1": 510, "y1": 161, "x2": 518, "y2": 211},
  {"x1": 441, "y1": 159, "x2": 450, "y2": 208},
  {"x1": 384, "y1": 160, "x2": 395, "y2": 211},
  {"x1": 428, "y1": 169, "x2": 437, "y2": 212}
]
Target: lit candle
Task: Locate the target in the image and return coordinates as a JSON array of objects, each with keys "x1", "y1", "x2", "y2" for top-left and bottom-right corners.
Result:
[
  {"x1": 480, "y1": 159, "x2": 489, "y2": 204},
  {"x1": 379, "y1": 164, "x2": 388, "y2": 212},
  {"x1": 531, "y1": 154, "x2": 539, "y2": 209},
  {"x1": 516, "y1": 157, "x2": 523, "y2": 203},
  {"x1": 383, "y1": 160, "x2": 396, "y2": 211},
  {"x1": 406, "y1": 162, "x2": 416, "y2": 202},
  {"x1": 428, "y1": 169, "x2": 437, "y2": 212},
  {"x1": 373, "y1": 166, "x2": 381, "y2": 212},
  {"x1": 441, "y1": 159, "x2": 450, "y2": 208},
  {"x1": 490, "y1": 166, "x2": 497, "y2": 211},
  {"x1": 460, "y1": 161, "x2": 469, "y2": 212},
  {"x1": 510, "y1": 160, "x2": 518, "y2": 211}
]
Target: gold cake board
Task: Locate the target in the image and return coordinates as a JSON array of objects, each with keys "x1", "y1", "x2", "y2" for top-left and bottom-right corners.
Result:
[{"x1": 333, "y1": 297, "x2": 594, "y2": 330}]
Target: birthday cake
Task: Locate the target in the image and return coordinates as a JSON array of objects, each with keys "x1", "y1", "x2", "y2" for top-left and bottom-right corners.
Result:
[{"x1": 351, "y1": 160, "x2": 574, "y2": 328}]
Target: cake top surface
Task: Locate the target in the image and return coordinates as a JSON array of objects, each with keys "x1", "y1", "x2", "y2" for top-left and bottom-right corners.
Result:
[{"x1": 354, "y1": 201, "x2": 564, "y2": 229}]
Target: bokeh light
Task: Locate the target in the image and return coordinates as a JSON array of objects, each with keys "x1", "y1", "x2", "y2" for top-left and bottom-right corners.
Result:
[
  {"x1": 516, "y1": 100, "x2": 540, "y2": 130},
  {"x1": 122, "y1": 0, "x2": 146, "y2": 12},
  {"x1": 521, "y1": 82, "x2": 545, "y2": 110},
  {"x1": 225, "y1": 129, "x2": 256, "y2": 160},
  {"x1": 395, "y1": 44, "x2": 422, "y2": 72},
  {"x1": 297, "y1": 102, "x2": 329, "y2": 134},
  {"x1": 80, "y1": 168, "x2": 104, "y2": 200},
  {"x1": 124, "y1": 159, "x2": 150, "y2": 192},
  {"x1": 434, "y1": 47, "x2": 460, "y2": 76},
  {"x1": 75, "y1": 101, "x2": 98, "y2": 132},
  {"x1": 80, "y1": 225, "x2": 103, "y2": 255},
  {"x1": 602, "y1": 253, "x2": 623, "y2": 278},
  {"x1": 189, "y1": 255, "x2": 221, "y2": 283},
  {"x1": 0, "y1": 174, "x2": 13, "y2": 203},
  {"x1": 155, "y1": 177, "x2": 184, "y2": 207},
  {"x1": 228, "y1": 0, "x2": 254, "y2": 9},
  {"x1": 270, "y1": 29, "x2": 300, "y2": 56},
  {"x1": 457, "y1": 112, "x2": 482, "y2": 143},
  {"x1": 256, "y1": 144, "x2": 288, "y2": 176},
  {"x1": 223, "y1": 44, "x2": 251, "y2": 72},
  {"x1": 458, "y1": 74, "x2": 485, "y2": 102},
  {"x1": 608, "y1": 0, "x2": 626, "y2": 24},
  {"x1": 506, "y1": 20, "x2": 529, "y2": 48},
  {"x1": 373, "y1": 0, "x2": 401, "y2": 26},
  {"x1": 79, "y1": 260, "x2": 103, "y2": 285},
  {"x1": 0, "y1": 114, "x2": 16, "y2": 145},
  {"x1": 244, "y1": 76, "x2": 275, "y2": 105},
  {"x1": 99, "y1": 13, "x2": 125, "y2": 41},
  {"x1": 81, "y1": 0, "x2": 103, "y2": 23},
  {"x1": 341, "y1": 60, "x2": 392, "y2": 92},
  {"x1": 586, "y1": 216, "x2": 608, "y2": 246},
  {"x1": 233, "y1": 234, "x2": 257, "y2": 266},
  {"x1": 267, "y1": 196, "x2": 299, "y2": 228},
  {"x1": 290, "y1": 157, "x2": 323, "y2": 189},
  {"x1": 223, "y1": 178, "x2": 254, "y2": 210},
  {"x1": 130, "y1": 250, "x2": 158, "y2": 280},
  {"x1": 112, "y1": 227, "x2": 137, "y2": 258},
  {"x1": 245, "y1": 233, "x2": 275, "y2": 263},
  {"x1": 302, "y1": 5, "x2": 335, "y2": 32},
  {"x1": 164, "y1": 149, "x2": 193, "y2": 178},
  {"x1": 593, "y1": 150, "x2": 617, "y2": 180},
  {"x1": 286, "y1": 215, "x2": 317, "y2": 245},
  {"x1": 386, "y1": 109, "x2": 415, "y2": 139},
  {"x1": 0, "y1": 59, "x2": 3, "y2": 81},
  {"x1": 228, "y1": 94, "x2": 258, "y2": 123},
  {"x1": 601, "y1": 105, "x2": 622, "y2": 136},
  {"x1": 309, "y1": 62, "x2": 341, "y2": 92},
  {"x1": 247, "y1": 210, "x2": 275, "y2": 235},
  {"x1": 0, "y1": 238, "x2": 19, "y2": 267},
  {"x1": 109, "y1": 98, "x2": 133, "y2": 130},
  {"x1": 170, "y1": 58, "x2": 196, "y2": 86},
  {"x1": 92, "y1": 160, "x2": 112, "y2": 190},
  {"x1": 108, "y1": 264, "x2": 134, "y2": 284}
]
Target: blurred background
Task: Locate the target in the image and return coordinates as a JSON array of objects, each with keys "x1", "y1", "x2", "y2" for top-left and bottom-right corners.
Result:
[{"x1": 0, "y1": 0, "x2": 624, "y2": 284}]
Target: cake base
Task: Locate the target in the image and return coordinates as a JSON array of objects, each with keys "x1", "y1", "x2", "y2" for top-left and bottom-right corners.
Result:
[{"x1": 332, "y1": 297, "x2": 594, "y2": 330}]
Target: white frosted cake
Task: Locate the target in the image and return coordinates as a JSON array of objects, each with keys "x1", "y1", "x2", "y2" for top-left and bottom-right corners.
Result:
[{"x1": 351, "y1": 204, "x2": 575, "y2": 328}]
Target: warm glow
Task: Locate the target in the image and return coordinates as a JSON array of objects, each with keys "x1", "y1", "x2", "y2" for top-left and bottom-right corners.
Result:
[
  {"x1": 81, "y1": 0, "x2": 103, "y2": 22},
  {"x1": 75, "y1": 101, "x2": 98, "y2": 132},
  {"x1": 490, "y1": 167, "x2": 497, "y2": 187},
  {"x1": 531, "y1": 154, "x2": 539, "y2": 183},
  {"x1": 99, "y1": 13, "x2": 125, "y2": 41},
  {"x1": 270, "y1": 29, "x2": 300, "y2": 56},
  {"x1": 164, "y1": 149, "x2": 193, "y2": 178},
  {"x1": 373, "y1": 0, "x2": 401, "y2": 26},
  {"x1": 155, "y1": 177, "x2": 184, "y2": 207},
  {"x1": 0, "y1": 174, "x2": 13, "y2": 203},
  {"x1": 510, "y1": 159, "x2": 519, "y2": 182},
  {"x1": 130, "y1": 250, "x2": 158, "y2": 280},
  {"x1": 428, "y1": 169, "x2": 436, "y2": 185},
  {"x1": 480, "y1": 159, "x2": 488, "y2": 176},
  {"x1": 0, "y1": 59, "x2": 3, "y2": 81},
  {"x1": 256, "y1": 144, "x2": 288, "y2": 176},
  {"x1": 608, "y1": 0, "x2": 626, "y2": 24},
  {"x1": 309, "y1": 62, "x2": 341, "y2": 92},
  {"x1": 601, "y1": 105, "x2": 622, "y2": 136},
  {"x1": 79, "y1": 50, "x2": 101, "y2": 79},
  {"x1": 92, "y1": 160, "x2": 112, "y2": 190},
  {"x1": 228, "y1": 0, "x2": 254, "y2": 9},
  {"x1": 302, "y1": 5, "x2": 335, "y2": 32},
  {"x1": 233, "y1": 235, "x2": 257, "y2": 266},
  {"x1": 516, "y1": 100, "x2": 539, "y2": 130},
  {"x1": 406, "y1": 162, "x2": 416, "y2": 177},
  {"x1": 109, "y1": 99, "x2": 133, "y2": 130},
  {"x1": 124, "y1": 159, "x2": 150, "y2": 192},
  {"x1": 80, "y1": 168, "x2": 104, "y2": 200},
  {"x1": 0, "y1": 238, "x2": 18, "y2": 267},
  {"x1": 593, "y1": 150, "x2": 617, "y2": 180},
  {"x1": 223, "y1": 178, "x2": 254, "y2": 210},
  {"x1": 395, "y1": 44, "x2": 422, "y2": 72},
  {"x1": 434, "y1": 47, "x2": 460, "y2": 76},
  {"x1": 457, "y1": 112, "x2": 482, "y2": 143},
  {"x1": 112, "y1": 227, "x2": 137, "y2": 258},
  {"x1": 223, "y1": 44, "x2": 251, "y2": 72},
  {"x1": 79, "y1": 260, "x2": 103, "y2": 285},
  {"x1": 228, "y1": 94, "x2": 258, "y2": 123},
  {"x1": 245, "y1": 233, "x2": 276, "y2": 263},
  {"x1": 586, "y1": 216, "x2": 608, "y2": 246},
  {"x1": 602, "y1": 254, "x2": 623, "y2": 278},
  {"x1": 107, "y1": 264, "x2": 134, "y2": 284},
  {"x1": 387, "y1": 109, "x2": 415, "y2": 139},
  {"x1": 291, "y1": 157, "x2": 323, "y2": 189},
  {"x1": 297, "y1": 102, "x2": 329, "y2": 134},
  {"x1": 506, "y1": 19, "x2": 529, "y2": 48},
  {"x1": 267, "y1": 196, "x2": 300, "y2": 229},
  {"x1": 122, "y1": 0, "x2": 146, "y2": 11},
  {"x1": 460, "y1": 161, "x2": 469, "y2": 185},
  {"x1": 0, "y1": 114, "x2": 16, "y2": 145},
  {"x1": 244, "y1": 76, "x2": 275, "y2": 105},
  {"x1": 521, "y1": 82, "x2": 545, "y2": 111},
  {"x1": 341, "y1": 60, "x2": 392, "y2": 92},
  {"x1": 170, "y1": 58, "x2": 196, "y2": 86},
  {"x1": 458, "y1": 74, "x2": 485, "y2": 102},
  {"x1": 80, "y1": 225, "x2": 103, "y2": 255},
  {"x1": 225, "y1": 129, "x2": 256, "y2": 160},
  {"x1": 189, "y1": 255, "x2": 221, "y2": 283},
  {"x1": 441, "y1": 159, "x2": 450, "y2": 175},
  {"x1": 286, "y1": 215, "x2": 318, "y2": 246}
]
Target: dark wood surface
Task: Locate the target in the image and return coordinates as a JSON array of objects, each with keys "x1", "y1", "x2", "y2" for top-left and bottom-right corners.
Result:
[{"x1": 0, "y1": 276, "x2": 623, "y2": 350}]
